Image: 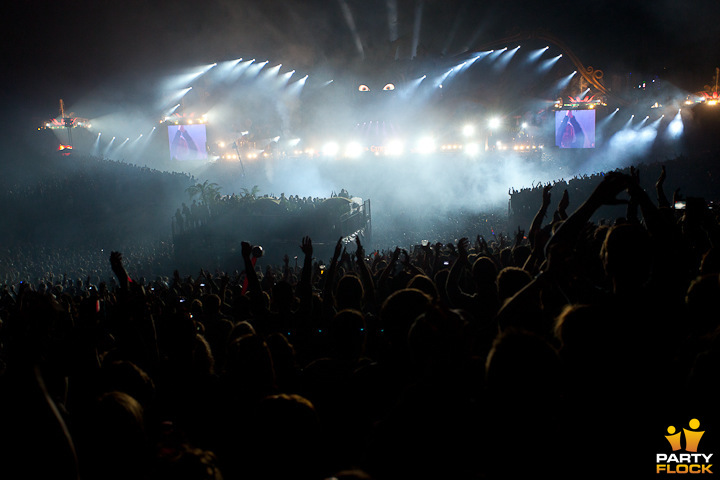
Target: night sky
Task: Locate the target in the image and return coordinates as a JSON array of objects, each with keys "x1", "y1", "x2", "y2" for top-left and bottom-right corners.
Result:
[{"x1": 2, "y1": 0, "x2": 719, "y2": 146}]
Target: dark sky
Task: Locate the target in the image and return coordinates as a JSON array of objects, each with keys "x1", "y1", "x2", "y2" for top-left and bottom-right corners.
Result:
[{"x1": 2, "y1": 0, "x2": 719, "y2": 126}]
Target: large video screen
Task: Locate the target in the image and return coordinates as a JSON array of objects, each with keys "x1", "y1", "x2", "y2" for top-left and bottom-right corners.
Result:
[
  {"x1": 555, "y1": 110, "x2": 595, "y2": 148},
  {"x1": 168, "y1": 124, "x2": 207, "y2": 161}
]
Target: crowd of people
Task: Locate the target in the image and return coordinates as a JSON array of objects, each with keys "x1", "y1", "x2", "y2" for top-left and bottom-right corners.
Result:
[
  {"x1": 173, "y1": 188, "x2": 358, "y2": 236},
  {"x1": 0, "y1": 156, "x2": 194, "y2": 249},
  {"x1": 2, "y1": 155, "x2": 720, "y2": 479}
]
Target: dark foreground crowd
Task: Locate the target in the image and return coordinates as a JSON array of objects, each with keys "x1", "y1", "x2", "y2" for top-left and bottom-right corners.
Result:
[{"x1": 1, "y1": 165, "x2": 720, "y2": 479}]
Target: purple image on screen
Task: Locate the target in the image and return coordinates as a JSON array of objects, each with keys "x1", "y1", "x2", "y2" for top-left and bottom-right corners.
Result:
[
  {"x1": 168, "y1": 124, "x2": 207, "y2": 161},
  {"x1": 555, "y1": 110, "x2": 595, "y2": 148}
]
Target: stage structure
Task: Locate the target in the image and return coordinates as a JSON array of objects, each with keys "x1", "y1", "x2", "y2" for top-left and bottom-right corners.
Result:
[{"x1": 172, "y1": 196, "x2": 371, "y2": 271}]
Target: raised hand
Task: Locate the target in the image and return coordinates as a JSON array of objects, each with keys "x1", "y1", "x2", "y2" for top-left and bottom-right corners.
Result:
[
  {"x1": 241, "y1": 241, "x2": 253, "y2": 258},
  {"x1": 300, "y1": 236, "x2": 313, "y2": 256},
  {"x1": 657, "y1": 165, "x2": 666, "y2": 187},
  {"x1": 588, "y1": 171, "x2": 630, "y2": 206},
  {"x1": 333, "y1": 237, "x2": 343, "y2": 261},
  {"x1": 515, "y1": 227, "x2": 525, "y2": 246},
  {"x1": 355, "y1": 236, "x2": 365, "y2": 260},
  {"x1": 542, "y1": 183, "x2": 552, "y2": 207},
  {"x1": 558, "y1": 189, "x2": 570, "y2": 213},
  {"x1": 110, "y1": 251, "x2": 130, "y2": 288}
]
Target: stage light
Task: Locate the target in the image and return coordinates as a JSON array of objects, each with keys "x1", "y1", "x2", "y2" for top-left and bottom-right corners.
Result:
[
  {"x1": 322, "y1": 142, "x2": 339, "y2": 157},
  {"x1": 416, "y1": 136, "x2": 436, "y2": 154},
  {"x1": 345, "y1": 142, "x2": 364, "y2": 158},
  {"x1": 219, "y1": 141, "x2": 225, "y2": 148},
  {"x1": 488, "y1": 117, "x2": 501, "y2": 129},
  {"x1": 539, "y1": 54, "x2": 562, "y2": 72},
  {"x1": 521, "y1": 122, "x2": 528, "y2": 129},
  {"x1": 465, "y1": 142, "x2": 480, "y2": 156},
  {"x1": 386, "y1": 140, "x2": 404, "y2": 156},
  {"x1": 494, "y1": 45, "x2": 519, "y2": 70},
  {"x1": 462, "y1": 124, "x2": 475, "y2": 137},
  {"x1": 667, "y1": 111, "x2": 683, "y2": 138}
]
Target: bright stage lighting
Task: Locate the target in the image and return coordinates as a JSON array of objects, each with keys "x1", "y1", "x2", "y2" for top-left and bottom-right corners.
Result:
[
  {"x1": 416, "y1": 136, "x2": 436, "y2": 154},
  {"x1": 345, "y1": 142, "x2": 364, "y2": 158},
  {"x1": 462, "y1": 124, "x2": 475, "y2": 137},
  {"x1": 667, "y1": 111, "x2": 684, "y2": 138},
  {"x1": 103, "y1": 136, "x2": 116, "y2": 156},
  {"x1": 494, "y1": 46, "x2": 519, "y2": 70},
  {"x1": 386, "y1": 140, "x2": 404, "y2": 156},
  {"x1": 526, "y1": 47, "x2": 548, "y2": 63},
  {"x1": 539, "y1": 54, "x2": 562, "y2": 72},
  {"x1": 521, "y1": 122, "x2": 528, "y2": 129},
  {"x1": 228, "y1": 59, "x2": 254, "y2": 81},
  {"x1": 214, "y1": 58, "x2": 242, "y2": 80},
  {"x1": 246, "y1": 60, "x2": 269, "y2": 78},
  {"x1": 263, "y1": 64, "x2": 282, "y2": 80},
  {"x1": 402, "y1": 75, "x2": 425, "y2": 96},
  {"x1": 554, "y1": 71, "x2": 576, "y2": 91},
  {"x1": 279, "y1": 70, "x2": 295, "y2": 87},
  {"x1": 435, "y1": 68, "x2": 453, "y2": 87},
  {"x1": 322, "y1": 142, "x2": 340, "y2": 157},
  {"x1": 636, "y1": 115, "x2": 650, "y2": 129},
  {"x1": 287, "y1": 75, "x2": 308, "y2": 96},
  {"x1": 649, "y1": 116, "x2": 663, "y2": 129},
  {"x1": 465, "y1": 142, "x2": 480, "y2": 156},
  {"x1": 488, "y1": 117, "x2": 501, "y2": 129}
]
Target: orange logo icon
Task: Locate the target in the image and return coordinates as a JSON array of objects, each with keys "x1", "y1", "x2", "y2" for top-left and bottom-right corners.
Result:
[{"x1": 665, "y1": 419, "x2": 705, "y2": 453}]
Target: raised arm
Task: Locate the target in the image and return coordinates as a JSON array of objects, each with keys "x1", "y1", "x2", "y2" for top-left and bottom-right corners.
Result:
[
  {"x1": 297, "y1": 236, "x2": 314, "y2": 313},
  {"x1": 322, "y1": 237, "x2": 344, "y2": 307},
  {"x1": 110, "y1": 251, "x2": 131, "y2": 291},
  {"x1": 656, "y1": 165, "x2": 670, "y2": 209},
  {"x1": 528, "y1": 184, "x2": 552, "y2": 250},
  {"x1": 355, "y1": 236, "x2": 376, "y2": 307}
]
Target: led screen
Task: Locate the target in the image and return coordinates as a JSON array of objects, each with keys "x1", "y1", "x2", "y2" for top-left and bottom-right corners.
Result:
[
  {"x1": 168, "y1": 124, "x2": 207, "y2": 161},
  {"x1": 555, "y1": 110, "x2": 595, "y2": 148}
]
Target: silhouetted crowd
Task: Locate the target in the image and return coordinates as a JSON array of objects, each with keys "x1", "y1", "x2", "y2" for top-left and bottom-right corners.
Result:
[
  {"x1": 2, "y1": 160, "x2": 720, "y2": 479},
  {"x1": 174, "y1": 190, "x2": 358, "y2": 236},
  {"x1": 1, "y1": 156, "x2": 194, "y2": 249}
]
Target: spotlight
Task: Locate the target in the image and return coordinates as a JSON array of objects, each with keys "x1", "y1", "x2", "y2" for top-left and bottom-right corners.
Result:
[
  {"x1": 488, "y1": 117, "x2": 501, "y2": 129},
  {"x1": 416, "y1": 137, "x2": 436, "y2": 154},
  {"x1": 321, "y1": 142, "x2": 339, "y2": 157},
  {"x1": 345, "y1": 142, "x2": 364, "y2": 158},
  {"x1": 386, "y1": 140, "x2": 404, "y2": 156},
  {"x1": 462, "y1": 124, "x2": 475, "y2": 137},
  {"x1": 465, "y1": 142, "x2": 480, "y2": 156}
]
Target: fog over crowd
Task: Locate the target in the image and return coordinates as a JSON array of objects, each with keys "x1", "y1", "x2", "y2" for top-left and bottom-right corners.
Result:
[{"x1": 3, "y1": 142, "x2": 720, "y2": 479}]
